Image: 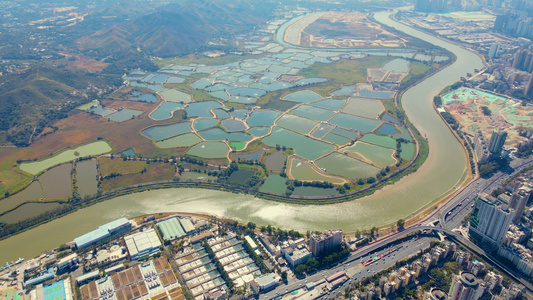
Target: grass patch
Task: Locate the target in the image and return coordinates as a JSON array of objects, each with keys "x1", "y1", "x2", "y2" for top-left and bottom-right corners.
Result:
[
  {"x1": 299, "y1": 56, "x2": 393, "y2": 85},
  {"x1": 402, "y1": 61, "x2": 431, "y2": 83},
  {"x1": 98, "y1": 157, "x2": 148, "y2": 177}
]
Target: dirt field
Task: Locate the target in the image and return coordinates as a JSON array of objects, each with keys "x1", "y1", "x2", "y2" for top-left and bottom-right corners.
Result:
[{"x1": 298, "y1": 12, "x2": 407, "y2": 48}]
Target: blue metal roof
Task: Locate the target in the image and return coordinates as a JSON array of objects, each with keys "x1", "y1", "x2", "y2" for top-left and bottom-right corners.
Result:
[{"x1": 74, "y1": 218, "x2": 130, "y2": 248}]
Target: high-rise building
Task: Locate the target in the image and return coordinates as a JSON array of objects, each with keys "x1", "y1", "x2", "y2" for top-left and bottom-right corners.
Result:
[
  {"x1": 309, "y1": 229, "x2": 343, "y2": 257},
  {"x1": 423, "y1": 288, "x2": 448, "y2": 300},
  {"x1": 489, "y1": 43, "x2": 500, "y2": 59},
  {"x1": 510, "y1": 187, "x2": 531, "y2": 223},
  {"x1": 513, "y1": 49, "x2": 528, "y2": 70},
  {"x1": 473, "y1": 130, "x2": 490, "y2": 163},
  {"x1": 488, "y1": 128, "x2": 507, "y2": 155},
  {"x1": 469, "y1": 193, "x2": 515, "y2": 247},
  {"x1": 525, "y1": 75, "x2": 533, "y2": 98},
  {"x1": 448, "y1": 272, "x2": 485, "y2": 300}
]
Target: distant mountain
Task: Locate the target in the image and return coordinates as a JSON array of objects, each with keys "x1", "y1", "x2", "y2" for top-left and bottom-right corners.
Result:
[
  {"x1": 0, "y1": 66, "x2": 116, "y2": 146},
  {"x1": 77, "y1": 0, "x2": 277, "y2": 58}
]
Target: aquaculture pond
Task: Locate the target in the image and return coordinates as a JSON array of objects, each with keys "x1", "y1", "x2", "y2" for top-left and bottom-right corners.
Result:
[
  {"x1": 311, "y1": 99, "x2": 346, "y2": 110},
  {"x1": 315, "y1": 152, "x2": 379, "y2": 180},
  {"x1": 292, "y1": 186, "x2": 338, "y2": 197},
  {"x1": 156, "y1": 133, "x2": 201, "y2": 148},
  {"x1": 198, "y1": 128, "x2": 252, "y2": 142},
  {"x1": 186, "y1": 101, "x2": 221, "y2": 118},
  {"x1": 106, "y1": 109, "x2": 143, "y2": 122},
  {"x1": 141, "y1": 121, "x2": 192, "y2": 141},
  {"x1": 246, "y1": 110, "x2": 281, "y2": 127},
  {"x1": 76, "y1": 159, "x2": 98, "y2": 197},
  {"x1": 228, "y1": 87, "x2": 266, "y2": 98},
  {"x1": 264, "y1": 151, "x2": 286, "y2": 172},
  {"x1": 360, "y1": 134, "x2": 397, "y2": 148},
  {"x1": 213, "y1": 109, "x2": 231, "y2": 119},
  {"x1": 276, "y1": 114, "x2": 318, "y2": 134},
  {"x1": 400, "y1": 143, "x2": 416, "y2": 160},
  {"x1": 290, "y1": 158, "x2": 344, "y2": 184},
  {"x1": 341, "y1": 97, "x2": 384, "y2": 119},
  {"x1": 131, "y1": 94, "x2": 158, "y2": 102},
  {"x1": 282, "y1": 90, "x2": 323, "y2": 103},
  {"x1": 358, "y1": 91, "x2": 395, "y2": 98},
  {"x1": 329, "y1": 113, "x2": 381, "y2": 133},
  {"x1": 193, "y1": 119, "x2": 219, "y2": 131},
  {"x1": 259, "y1": 175, "x2": 287, "y2": 195},
  {"x1": 290, "y1": 105, "x2": 336, "y2": 121},
  {"x1": 19, "y1": 141, "x2": 112, "y2": 175},
  {"x1": 187, "y1": 142, "x2": 229, "y2": 158},
  {"x1": 221, "y1": 119, "x2": 247, "y2": 131},
  {"x1": 262, "y1": 127, "x2": 335, "y2": 160},
  {"x1": 376, "y1": 123, "x2": 399, "y2": 135},
  {"x1": 248, "y1": 127, "x2": 270, "y2": 137},
  {"x1": 311, "y1": 124, "x2": 334, "y2": 139},
  {"x1": 0, "y1": 181, "x2": 42, "y2": 215},
  {"x1": 39, "y1": 164, "x2": 72, "y2": 199},
  {"x1": 150, "y1": 102, "x2": 184, "y2": 120},
  {"x1": 231, "y1": 109, "x2": 250, "y2": 119},
  {"x1": 322, "y1": 133, "x2": 350, "y2": 145},
  {"x1": 0, "y1": 202, "x2": 64, "y2": 224},
  {"x1": 345, "y1": 143, "x2": 396, "y2": 168},
  {"x1": 331, "y1": 86, "x2": 356, "y2": 96},
  {"x1": 382, "y1": 59, "x2": 410, "y2": 72},
  {"x1": 159, "y1": 89, "x2": 192, "y2": 103}
]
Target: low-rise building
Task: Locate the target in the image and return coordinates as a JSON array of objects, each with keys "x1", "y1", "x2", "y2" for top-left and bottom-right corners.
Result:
[
  {"x1": 57, "y1": 253, "x2": 78, "y2": 272},
  {"x1": 124, "y1": 228, "x2": 162, "y2": 260},
  {"x1": 250, "y1": 273, "x2": 280, "y2": 293},
  {"x1": 284, "y1": 245, "x2": 312, "y2": 268}
]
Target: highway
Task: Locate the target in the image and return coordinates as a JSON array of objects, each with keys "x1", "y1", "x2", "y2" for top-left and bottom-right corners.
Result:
[{"x1": 261, "y1": 157, "x2": 533, "y2": 299}]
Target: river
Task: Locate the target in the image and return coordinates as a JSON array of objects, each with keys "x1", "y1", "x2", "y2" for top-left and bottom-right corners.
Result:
[{"x1": 0, "y1": 11, "x2": 484, "y2": 264}]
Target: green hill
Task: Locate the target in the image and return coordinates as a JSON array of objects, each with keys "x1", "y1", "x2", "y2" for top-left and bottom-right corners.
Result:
[{"x1": 0, "y1": 66, "x2": 116, "y2": 147}]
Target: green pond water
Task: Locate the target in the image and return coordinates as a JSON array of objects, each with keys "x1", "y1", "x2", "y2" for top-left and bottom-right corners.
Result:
[
  {"x1": 194, "y1": 119, "x2": 219, "y2": 131},
  {"x1": 141, "y1": 121, "x2": 192, "y2": 141},
  {"x1": 282, "y1": 90, "x2": 323, "y2": 103},
  {"x1": 259, "y1": 175, "x2": 287, "y2": 194},
  {"x1": 316, "y1": 152, "x2": 379, "y2": 179},
  {"x1": 19, "y1": 141, "x2": 112, "y2": 175},
  {"x1": 400, "y1": 143, "x2": 416, "y2": 160},
  {"x1": 160, "y1": 89, "x2": 192, "y2": 102},
  {"x1": 246, "y1": 110, "x2": 281, "y2": 127},
  {"x1": 290, "y1": 158, "x2": 344, "y2": 184},
  {"x1": 39, "y1": 164, "x2": 72, "y2": 199},
  {"x1": 330, "y1": 113, "x2": 381, "y2": 133},
  {"x1": 187, "y1": 142, "x2": 229, "y2": 158},
  {"x1": 276, "y1": 114, "x2": 318, "y2": 134},
  {"x1": 76, "y1": 159, "x2": 98, "y2": 197},
  {"x1": 290, "y1": 105, "x2": 336, "y2": 121},
  {"x1": 150, "y1": 102, "x2": 184, "y2": 120},
  {"x1": 263, "y1": 127, "x2": 335, "y2": 160},
  {"x1": 360, "y1": 134, "x2": 397, "y2": 148},
  {"x1": 292, "y1": 186, "x2": 338, "y2": 197},
  {"x1": 331, "y1": 128, "x2": 359, "y2": 139},
  {"x1": 346, "y1": 142, "x2": 396, "y2": 168},
  {"x1": 156, "y1": 133, "x2": 201, "y2": 148},
  {"x1": 230, "y1": 142, "x2": 246, "y2": 151},
  {"x1": 342, "y1": 97, "x2": 384, "y2": 119},
  {"x1": 198, "y1": 128, "x2": 252, "y2": 142}
]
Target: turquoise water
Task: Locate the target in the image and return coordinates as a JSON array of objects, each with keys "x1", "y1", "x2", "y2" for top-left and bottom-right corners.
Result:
[
  {"x1": 294, "y1": 78, "x2": 327, "y2": 86},
  {"x1": 231, "y1": 109, "x2": 250, "y2": 119},
  {"x1": 141, "y1": 121, "x2": 192, "y2": 141},
  {"x1": 359, "y1": 91, "x2": 395, "y2": 98},
  {"x1": 209, "y1": 91, "x2": 230, "y2": 101},
  {"x1": 282, "y1": 90, "x2": 323, "y2": 103},
  {"x1": 106, "y1": 109, "x2": 143, "y2": 122},
  {"x1": 311, "y1": 99, "x2": 346, "y2": 110},
  {"x1": 342, "y1": 97, "x2": 384, "y2": 119},
  {"x1": 221, "y1": 119, "x2": 247, "y2": 131},
  {"x1": 246, "y1": 110, "x2": 281, "y2": 127},
  {"x1": 150, "y1": 102, "x2": 184, "y2": 120},
  {"x1": 331, "y1": 128, "x2": 359, "y2": 139},
  {"x1": 329, "y1": 113, "x2": 381, "y2": 133},
  {"x1": 263, "y1": 127, "x2": 335, "y2": 160},
  {"x1": 186, "y1": 101, "x2": 221, "y2": 118},
  {"x1": 311, "y1": 124, "x2": 334, "y2": 138},
  {"x1": 194, "y1": 119, "x2": 219, "y2": 131},
  {"x1": 156, "y1": 133, "x2": 201, "y2": 148},
  {"x1": 166, "y1": 76, "x2": 185, "y2": 84},
  {"x1": 160, "y1": 89, "x2": 192, "y2": 103},
  {"x1": 331, "y1": 86, "x2": 356, "y2": 96},
  {"x1": 290, "y1": 105, "x2": 336, "y2": 121},
  {"x1": 121, "y1": 148, "x2": 135, "y2": 157}
]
